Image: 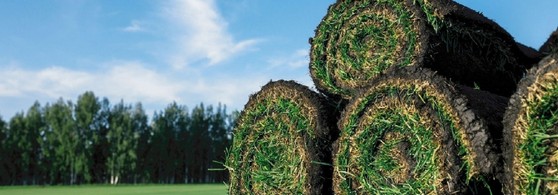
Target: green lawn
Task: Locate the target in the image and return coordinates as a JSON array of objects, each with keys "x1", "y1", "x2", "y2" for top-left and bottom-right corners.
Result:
[{"x1": 0, "y1": 184, "x2": 227, "y2": 195}]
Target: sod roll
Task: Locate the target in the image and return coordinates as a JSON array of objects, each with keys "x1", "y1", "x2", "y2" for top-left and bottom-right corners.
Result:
[
  {"x1": 226, "y1": 80, "x2": 337, "y2": 195},
  {"x1": 334, "y1": 67, "x2": 506, "y2": 194},
  {"x1": 310, "y1": 0, "x2": 533, "y2": 99},
  {"x1": 503, "y1": 54, "x2": 558, "y2": 194}
]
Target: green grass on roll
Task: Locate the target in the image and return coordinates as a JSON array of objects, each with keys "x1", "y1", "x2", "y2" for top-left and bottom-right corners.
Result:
[
  {"x1": 310, "y1": 0, "x2": 535, "y2": 100},
  {"x1": 335, "y1": 67, "x2": 505, "y2": 194},
  {"x1": 503, "y1": 54, "x2": 558, "y2": 194},
  {"x1": 226, "y1": 80, "x2": 337, "y2": 195}
]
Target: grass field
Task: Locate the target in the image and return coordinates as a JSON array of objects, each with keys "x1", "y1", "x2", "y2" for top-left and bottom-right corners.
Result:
[{"x1": 0, "y1": 184, "x2": 226, "y2": 195}]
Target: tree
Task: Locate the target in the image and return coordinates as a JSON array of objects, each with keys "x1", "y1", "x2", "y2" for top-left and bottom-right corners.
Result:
[
  {"x1": 0, "y1": 116, "x2": 8, "y2": 184},
  {"x1": 209, "y1": 103, "x2": 230, "y2": 182},
  {"x1": 106, "y1": 101, "x2": 138, "y2": 184},
  {"x1": 44, "y1": 99, "x2": 77, "y2": 184},
  {"x1": 131, "y1": 102, "x2": 150, "y2": 183},
  {"x1": 6, "y1": 112, "x2": 26, "y2": 184},
  {"x1": 2, "y1": 103, "x2": 46, "y2": 185},
  {"x1": 149, "y1": 102, "x2": 189, "y2": 183},
  {"x1": 74, "y1": 92, "x2": 101, "y2": 183},
  {"x1": 174, "y1": 104, "x2": 191, "y2": 184},
  {"x1": 91, "y1": 97, "x2": 111, "y2": 183},
  {"x1": 24, "y1": 102, "x2": 45, "y2": 185},
  {"x1": 189, "y1": 103, "x2": 211, "y2": 183}
]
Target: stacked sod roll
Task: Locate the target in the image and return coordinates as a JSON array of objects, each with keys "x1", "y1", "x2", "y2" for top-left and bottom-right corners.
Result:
[
  {"x1": 334, "y1": 67, "x2": 506, "y2": 194},
  {"x1": 503, "y1": 54, "x2": 558, "y2": 194},
  {"x1": 227, "y1": 0, "x2": 551, "y2": 194},
  {"x1": 226, "y1": 81, "x2": 336, "y2": 194},
  {"x1": 310, "y1": 0, "x2": 534, "y2": 99}
]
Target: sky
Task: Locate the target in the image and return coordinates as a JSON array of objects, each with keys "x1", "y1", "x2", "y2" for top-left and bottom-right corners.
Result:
[{"x1": 0, "y1": 0, "x2": 557, "y2": 119}]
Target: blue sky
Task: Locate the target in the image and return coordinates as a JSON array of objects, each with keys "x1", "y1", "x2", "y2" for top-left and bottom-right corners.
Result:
[{"x1": 0, "y1": 0, "x2": 556, "y2": 118}]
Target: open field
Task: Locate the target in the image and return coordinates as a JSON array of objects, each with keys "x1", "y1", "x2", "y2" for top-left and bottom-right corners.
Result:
[{"x1": 0, "y1": 184, "x2": 226, "y2": 195}]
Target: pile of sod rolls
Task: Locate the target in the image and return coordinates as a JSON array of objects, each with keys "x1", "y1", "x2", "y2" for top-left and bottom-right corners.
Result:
[{"x1": 227, "y1": 0, "x2": 556, "y2": 194}]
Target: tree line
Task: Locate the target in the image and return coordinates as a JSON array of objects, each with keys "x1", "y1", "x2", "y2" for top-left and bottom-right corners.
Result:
[{"x1": 0, "y1": 91, "x2": 237, "y2": 185}]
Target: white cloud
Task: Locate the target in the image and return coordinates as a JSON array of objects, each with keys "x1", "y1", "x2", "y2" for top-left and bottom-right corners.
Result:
[
  {"x1": 182, "y1": 75, "x2": 269, "y2": 109},
  {"x1": 0, "y1": 61, "x2": 271, "y2": 118},
  {"x1": 162, "y1": 0, "x2": 259, "y2": 69},
  {"x1": 123, "y1": 20, "x2": 143, "y2": 32},
  {"x1": 0, "y1": 67, "x2": 93, "y2": 98},
  {"x1": 268, "y1": 49, "x2": 309, "y2": 69},
  {"x1": 0, "y1": 62, "x2": 182, "y2": 105},
  {"x1": 99, "y1": 61, "x2": 184, "y2": 103}
]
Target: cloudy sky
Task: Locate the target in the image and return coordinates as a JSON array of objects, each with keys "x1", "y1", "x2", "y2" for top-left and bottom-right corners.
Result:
[{"x1": 0, "y1": 0, "x2": 557, "y2": 118}]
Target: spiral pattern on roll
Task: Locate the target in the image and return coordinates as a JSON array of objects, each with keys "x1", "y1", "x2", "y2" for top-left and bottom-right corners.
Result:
[{"x1": 227, "y1": 80, "x2": 335, "y2": 194}]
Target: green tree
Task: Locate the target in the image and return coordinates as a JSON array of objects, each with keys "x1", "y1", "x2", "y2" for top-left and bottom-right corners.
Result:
[
  {"x1": 0, "y1": 116, "x2": 8, "y2": 184},
  {"x1": 3, "y1": 103, "x2": 45, "y2": 185},
  {"x1": 38, "y1": 107, "x2": 55, "y2": 184},
  {"x1": 106, "y1": 101, "x2": 138, "y2": 184},
  {"x1": 149, "y1": 102, "x2": 188, "y2": 183},
  {"x1": 189, "y1": 103, "x2": 211, "y2": 183},
  {"x1": 91, "y1": 97, "x2": 111, "y2": 183},
  {"x1": 44, "y1": 99, "x2": 77, "y2": 184},
  {"x1": 174, "y1": 105, "x2": 191, "y2": 184},
  {"x1": 74, "y1": 91, "x2": 102, "y2": 183},
  {"x1": 24, "y1": 102, "x2": 45, "y2": 185},
  {"x1": 8, "y1": 112, "x2": 31, "y2": 184},
  {"x1": 131, "y1": 102, "x2": 150, "y2": 183},
  {"x1": 209, "y1": 103, "x2": 230, "y2": 182},
  {"x1": 5, "y1": 113, "x2": 26, "y2": 184}
]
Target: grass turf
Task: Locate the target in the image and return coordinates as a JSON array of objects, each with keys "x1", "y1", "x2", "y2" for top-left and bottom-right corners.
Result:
[
  {"x1": 310, "y1": 0, "x2": 531, "y2": 99},
  {"x1": 335, "y1": 67, "x2": 502, "y2": 194},
  {"x1": 226, "y1": 80, "x2": 336, "y2": 194},
  {"x1": 0, "y1": 184, "x2": 226, "y2": 195},
  {"x1": 503, "y1": 54, "x2": 558, "y2": 194}
]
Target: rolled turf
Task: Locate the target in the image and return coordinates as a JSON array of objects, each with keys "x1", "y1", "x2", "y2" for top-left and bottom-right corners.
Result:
[
  {"x1": 503, "y1": 53, "x2": 558, "y2": 194},
  {"x1": 334, "y1": 67, "x2": 507, "y2": 194},
  {"x1": 310, "y1": 0, "x2": 535, "y2": 100},
  {"x1": 226, "y1": 80, "x2": 337, "y2": 194}
]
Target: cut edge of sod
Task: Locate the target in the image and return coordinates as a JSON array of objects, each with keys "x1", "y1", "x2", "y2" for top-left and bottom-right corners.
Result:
[
  {"x1": 503, "y1": 53, "x2": 558, "y2": 194},
  {"x1": 334, "y1": 67, "x2": 502, "y2": 194},
  {"x1": 226, "y1": 80, "x2": 337, "y2": 194}
]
